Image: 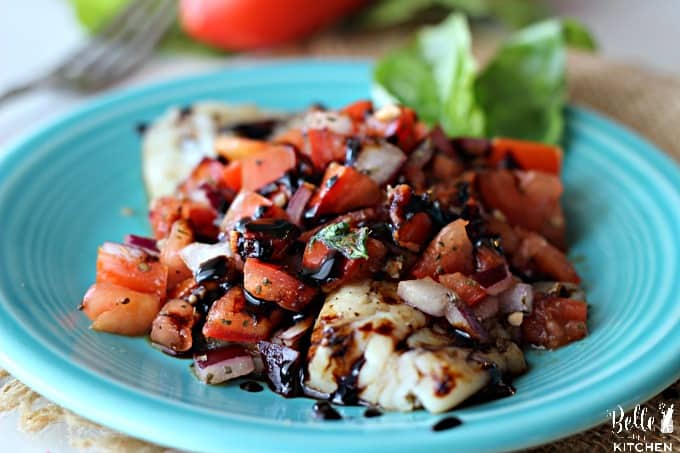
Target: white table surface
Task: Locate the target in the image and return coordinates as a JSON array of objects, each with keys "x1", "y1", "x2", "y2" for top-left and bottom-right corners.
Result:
[{"x1": 1, "y1": 0, "x2": 678, "y2": 451}]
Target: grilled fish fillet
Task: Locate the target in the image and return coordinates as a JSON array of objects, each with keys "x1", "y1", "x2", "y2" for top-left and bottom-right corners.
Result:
[
  {"x1": 306, "y1": 280, "x2": 526, "y2": 413},
  {"x1": 142, "y1": 102, "x2": 276, "y2": 201}
]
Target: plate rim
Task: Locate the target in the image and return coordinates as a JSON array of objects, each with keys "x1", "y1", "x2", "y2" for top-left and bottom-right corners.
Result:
[{"x1": 0, "y1": 59, "x2": 679, "y2": 453}]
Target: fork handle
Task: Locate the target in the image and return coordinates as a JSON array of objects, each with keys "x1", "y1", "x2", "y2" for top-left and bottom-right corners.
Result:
[{"x1": 0, "y1": 78, "x2": 47, "y2": 107}]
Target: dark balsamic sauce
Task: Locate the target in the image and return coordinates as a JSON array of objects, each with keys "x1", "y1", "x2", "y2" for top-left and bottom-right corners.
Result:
[
  {"x1": 135, "y1": 122, "x2": 148, "y2": 135},
  {"x1": 195, "y1": 256, "x2": 229, "y2": 284},
  {"x1": 363, "y1": 407, "x2": 383, "y2": 418},
  {"x1": 331, "y1": 357, "x2": 366, "y2": 405},
  {"x1": 432, "y1": 416, "x2": 463, "y2": 432},
  {"x1": 239, "y1": 381, "x2": 264, "y2": 393},
  {"x1": 228, "y1": 119, "x2": 278, "y2": 140},
  {"x1": 312, "y1": 401, "x2": 342, "y2": 420}
]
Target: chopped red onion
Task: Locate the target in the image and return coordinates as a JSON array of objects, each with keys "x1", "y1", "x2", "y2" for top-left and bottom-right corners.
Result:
[
  {"x1": 484, "y1": 267, "x2": 515, "y2": 296},
  {"x1": 397, "y1": 278, "x2": 452, "y2": 317},
  {"x1": 193, "y1": 346, "x2": 255, "y2": 384},
  {"x1": 199, "y1": 183, "x2": 225, "y2": 211},
  {"x1": 304, "y1": 111, "x2": 352, "y2": 135},
  {"x1": 272, "y1": 317, "x2": 314, "y2": 349},
  {"x1": 179, "y1": 241, "x2": 233, "y2": 275},
  {"x1": 472, "y1": 264, "x2": 508, "y2": 289},
  {"x1": 407, "y1": 139, "x2": 435, "y2": 170},
  {"x1": 123, "y1": 235, "x2": 160, "y2": 256},
  {"x1": 355, "y1": 142, "x2": 406, "y2": 185},
  {"x1": 499, "y1": 283, "x2": 534, "y2": 313},
  {"x1": 258, "y1": 341, "x2": 302, "y2": 397},
  {"x1": 472, "y1": 296, "x2": 500, "y2": 320},
  {"x1": 286, "y1": 184, "x2": 314, "y2": 226},
  {"x1": 445, "y1": 300, "x2": 489, "y2": 342}
]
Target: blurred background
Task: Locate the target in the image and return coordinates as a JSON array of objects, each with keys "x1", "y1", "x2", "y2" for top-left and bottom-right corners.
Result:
[{"x1": 1, "y1": 0, "x2": 678, "y2": 146}]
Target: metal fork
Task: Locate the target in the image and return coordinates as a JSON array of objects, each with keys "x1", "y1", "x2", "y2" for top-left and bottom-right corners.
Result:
[{"x1": 0, "y1": 0, "x2": 177, "y2": 106}]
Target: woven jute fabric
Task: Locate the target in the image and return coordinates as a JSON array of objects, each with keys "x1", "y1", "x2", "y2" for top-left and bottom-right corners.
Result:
[{"x1": 1, "y1": 31, "x2": 680, "y2": 453}]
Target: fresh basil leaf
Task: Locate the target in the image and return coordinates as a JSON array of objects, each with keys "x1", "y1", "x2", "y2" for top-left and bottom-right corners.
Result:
[
  {"x1": 373, "y1": 14, "x2": 484, "y2": 136},
  {"x1": 311, "y1": 222, "x2": 369, "y2": 260},
  {"x1": 374, "y1": 45, "x2": 441, "y2": 125},
  {"x1": 475, "y1": 20, "x2": 567, "y2": 144},
  {"x1": 561, "y1": 18, "x2": 598, "y2": 51},
  {"x1": 354, "y1": 0, "x2": 544, "y2": 29},
  {"x1": 419, "y1": 13, "x2": 485, "y2": 136}
]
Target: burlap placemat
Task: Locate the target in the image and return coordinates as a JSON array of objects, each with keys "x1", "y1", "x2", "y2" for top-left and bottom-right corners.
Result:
[{"x1": 1, "y1": 32, "x2": 679, "y2": 453}]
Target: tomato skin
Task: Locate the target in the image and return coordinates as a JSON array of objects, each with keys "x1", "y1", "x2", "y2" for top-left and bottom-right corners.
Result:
[
  {"x1": 221, "y1": 191, "x2": 289, "y2": 232},
  {"x1": 81, "y1": 282, "x2": 160, "y2": 336},
  {"x1": 180, "y1": 201, "x2": 219, "y2": 240},
  {"x1": 439, "y1": 272, "x2": 487, "y2": 306},
  {"x1": 477, "y1": 169, "x2": 565, "y2": 249},
  {"x1": 96, "y1": 242, "x2": 167, "y2": 301},
  {"x1": 341, "y1": 100, "x2": 374, "y2": 123},
  {"x1": 215, "y1": 136, "x2": 269, "y2": 161},
  {"x1": 149, "y1": 196, "x2": 183, "y2": 240},
  {"x1": 160, "y1": 220, "x2": 194, "y2": 291},
  {"x1": 221, "y1": 160, "x2": 242, "y2": 192},
  {"x1": 366, "y1": 106, "x2": 420, "y2": 152},
  {"x1": 515, "y1": 231, "x2": 581, "y2": 284},
  {"x1": 304, "y1": 128, "x2": 347, "y2": 171},
  {"x1": 243, "y1": 258, "x2": 317, "y2": 312},
  {"x1": 411, "y1": 219, "x2": 474, "y2": 278},
  {"x1": 180, "y1": 0, "x2": 366, "y2": 51},
  {"x1": 307, "y1": 163, "x2": 381, "y2": 218},
  {"x1": 178, "y1": 158, "x2": 225, "y2": 196},
  {"x1": 489, "y1": 138, "x2": 563, "y2": 175},
  {"x1": 241, "y1": 145, "x2": 297, "y2": 191},
  {"x1": 203, "y1": 286, "x2": 279, "y2": 342},
  {"x1": 522, "y1": 295, "x2": 588, "y2": 349}
]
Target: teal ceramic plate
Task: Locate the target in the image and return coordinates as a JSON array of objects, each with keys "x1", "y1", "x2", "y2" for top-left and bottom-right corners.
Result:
[{"x1": 0, "y1": 61, "x2": 679, "y2": 453}]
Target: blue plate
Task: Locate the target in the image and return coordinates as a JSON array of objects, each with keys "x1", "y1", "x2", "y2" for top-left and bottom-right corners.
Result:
[{"x1": 0, "y1": 61, "x2": 679, "y2": 453}]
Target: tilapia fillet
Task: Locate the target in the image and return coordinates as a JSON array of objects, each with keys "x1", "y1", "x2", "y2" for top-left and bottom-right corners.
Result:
[{"x1": 305, "y1": 280, "x2": 526, "y2": 413}]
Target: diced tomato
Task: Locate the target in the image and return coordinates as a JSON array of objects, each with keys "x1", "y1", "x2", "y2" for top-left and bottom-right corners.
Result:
[
  {"x1": 489, "y1": 138, "x2": 563, "y2": 175},
  {"x1": 81, "y1": 282, "x2": 160, "y2": 336},
  {"x1": 221, "y1": 160, "x2": 242, "y2": 192},
  {"x1": 273, "y1": 128, "x2": 305, "y2": 150},
  {"x1": 221, "y1": 191, "x2": 289, "y2": 232},
  {"x1": 215, "y1": 136, "x2": 270, "y2": 161},
  {"x1": 96, "y1": 242, "x2": 167, "y2": 301},
  {"x1": 327, "y1": 238, "x2": 387, "y2": 289},
  {"x1": 178, "y1": 158, "x2": 224, "y2": 195},
  {"x1": 168, "y1": 277, "x2": 198, "y2": 300},
  {"x1": 181, "y1": 201, "x2": 219, "y2": 240},
  {"x1": 302, "y1": 239, "x2": 335, "y2": 272},
  {"x1": 304, "y1": 128, "x2": 348, "y2": 170},
  {"x1": 203, "y1": 286, "x2": 279, "y2": 342},
  {"x1": 515, "y1": 231, "x2": 581, "y2": 284},
  {"x1": 439, "y1": 272, "x2": 487, "y2": 306},
  {"x1": 241, "y1": 145, "x2": 297, "y2": 191},
  {"x1": 411, "y1": 219, "x2": 474, "y2": 278},
  {"x1": 522, "y1": 295, "x2": 588, "y2": 348},
  {"x1": 431, "y1": 153, "x2": 464, "y2": 180},
  {"x1": 477, "y1": 169, "x2": 565, "y2": 249},
  {"x1": 394, "y1": 212, "x2": 433, "y2": 252},
  {"x1": 149, "y1": 196, "x2": 183, "y2": 239},
  {"x1": 366, "y1": 106, "x2": 420, "y2": 152},
  {"x1": 341, "y1": 99, "x2": 373, "y2": 123},
  {"x1": 160, "y1": 220, "x2": 194, "y2": 291},
  {"x1": 306, "y1": 163, "x2": 381, "y2": 218},
  {"x1": 243, "y1": 258, "x2": 318, "y2": 312}
]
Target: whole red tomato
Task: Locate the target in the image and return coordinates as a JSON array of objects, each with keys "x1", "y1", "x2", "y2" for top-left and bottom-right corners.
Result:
[{"x1": 180, "y1": 0, "x2": 366, "y2": 51}]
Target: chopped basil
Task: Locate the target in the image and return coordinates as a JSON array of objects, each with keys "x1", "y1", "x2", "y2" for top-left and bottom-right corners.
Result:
[{"x1": 311, "y1": 221, "x2": 369, "y2": 260}]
